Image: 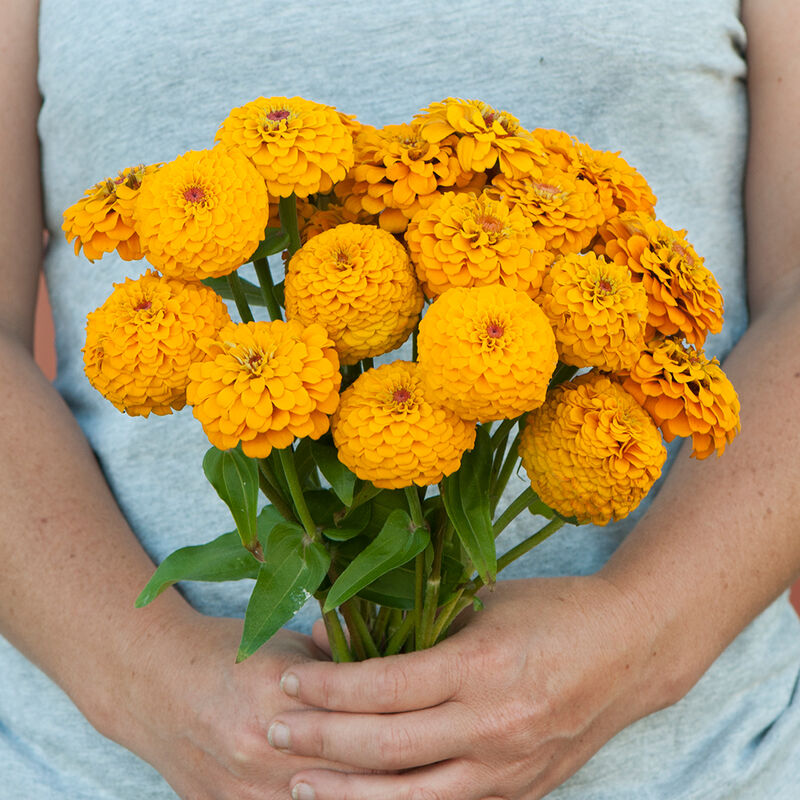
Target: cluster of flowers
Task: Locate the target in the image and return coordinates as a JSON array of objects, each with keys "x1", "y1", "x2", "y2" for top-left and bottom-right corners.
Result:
[{"x1": 64, "y1": 95, "x2": 740, "y2": 528}]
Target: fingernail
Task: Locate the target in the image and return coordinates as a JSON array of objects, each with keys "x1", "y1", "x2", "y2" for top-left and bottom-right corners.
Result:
[
  {"x1": 291, "y1": 782, "x2": 315, "y2": 800},
  {"x1": 281, "y1": 671, "x2": 300, "y2": 697},
  {"x1": 267, "y1": 721, "x2": 291, "y2": 750}
]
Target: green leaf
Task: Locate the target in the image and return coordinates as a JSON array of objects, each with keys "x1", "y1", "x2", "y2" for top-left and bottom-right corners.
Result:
[
  {"x1": 135, "y1": 531, "x2": 259, "y2": 607},
  {"x1": 203, "y1": 446, "x2": 260, "y2": 552},
  {"x1": 441, "y1": 425, "x2": 497, "y2": 584},
  {"x1": 358, "y1": 553, "x2": 464, "y2": 610},
  {"x1": 202, "y1": 275, "x2": 265, "y2": 306},
  {"x1": 255, "y1": 504, "x2": 286, "y2": 551},
  {"x1": 237, "y1": 524, "x2": 330, "y2": 661},
  {"x1": 322, "y1": 503, "x2": 371, "y2": 542},
  {"x1": 294, "y1": 437, "x2": 322, "y2": 490},
  {"x1": 311, "y1": 442, "x2": 357, "y2": 506},
  {"x1": 248, "y1": 228, "x2": 290, "y2": 261},
  {"x1": 323, "y1": 509, "x2": 429, "y2": 612}
]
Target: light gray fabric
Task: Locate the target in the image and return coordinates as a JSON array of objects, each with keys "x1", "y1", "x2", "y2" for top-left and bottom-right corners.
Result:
[{"x1": 1, "y1": 0, "x2": 796, "y2": 796}]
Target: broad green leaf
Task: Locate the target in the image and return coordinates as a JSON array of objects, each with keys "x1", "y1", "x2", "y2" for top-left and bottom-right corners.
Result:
[
  {"x1": 323, "y1": 509, "x2": 429, "y2": 612},
  {"x1": 311, "y1": 442, "x2": 357, "y2": 506},
  {"x1": 135, "y1": 531, "x2": 259, "y2": 607},
  {"x1": 237, "y1": 523, "x2": 330, "y2": 661},
  {"x1": 255, "y1": 504, "x2": 286, "y2": 551},
  {"x1": 202, "y1": 275, "x2": 265, "y2": 306},
  {"x1": 294, "y1": 437, "x2": 322, "y2": 490},
  {"x1": 441, "y1": 425, "x2": 496, "y2": 584},
  {"x1": 203, "y1": 446, "x2": 260, "y2": 552},
  {"x1": 358, "y1": 553, "x2": 464, "y2": 610},
  {"x1": 248, "y1": 228, "x2": 291, "y2": 261},
  {"x1": 303, "y1": 489, "x2": 343, "y2": 527},
  {"x1": 322, "y1": 503, "x2": 371, "y2": 542}
]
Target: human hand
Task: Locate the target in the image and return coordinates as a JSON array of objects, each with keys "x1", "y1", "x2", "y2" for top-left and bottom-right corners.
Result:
[
  {"x1": 267, "y1": 577, "x2": 674, "y2": 800},
  {"x1": 96, "y1": 611, "x2": 366, "y2": 800}
]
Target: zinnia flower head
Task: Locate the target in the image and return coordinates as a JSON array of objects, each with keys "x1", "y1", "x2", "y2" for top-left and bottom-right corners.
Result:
[
  {"x1": 533, "y1": 129, "x2": 656, "y2": 219},
  {"x1": 186, "y1": 320, "x2": 341, "y2": 458},
  {"x1": 490, "y1": 164, "x2": 605, "y2": 256},
  {"x1": 83, "y1": 271, "x2": 231, "y2": 417},
  {"x1": 284, "y1": 223, "x2": 424, "y2": 365},
  {"x1": 334, "y1": 122, "x2": 479, "y2": 233},
  {"x1": 63, "y1": 164, "x2": 160, "y2": 262},
  {"x1": 621, "y1": 337, "x2": 740, "y2": 459},
  {"x1": 331, "y1": 361, "x2": 476, "y2": 489},
  {"x1": 519, "y1": 372, "x2": 666, "y2": 525},
  {"x1": 417, "y1": 284, "x2": 558, "y2": 422},
  {"x1": 597, "y1": 212, "x2": 724, "y2": 346},
  {"x1": 414, "y1": 98, "x2": 547, "y2": 178},
  {"x1": 134, "y1": 147, "x2": 268, "y2": 281},
  {"x1": 405, "y1": 191, "x2": 552, "y2": 299},
  {"x1": 539, "y1": 252, "x2": 647, "y2": 371},
  {"x1": 215, "y1": 96, "x2": 354, "y2": 198}
]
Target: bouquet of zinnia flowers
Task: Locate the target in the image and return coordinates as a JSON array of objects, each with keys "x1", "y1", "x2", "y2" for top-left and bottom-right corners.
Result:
[{"x1": 63, "y1": 96, "x2": 741, "y2": 662}]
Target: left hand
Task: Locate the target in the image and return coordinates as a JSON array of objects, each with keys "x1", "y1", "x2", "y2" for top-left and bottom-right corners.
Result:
[{"x1": 266, "y1": 576, "x2": 674, "y2": 800}]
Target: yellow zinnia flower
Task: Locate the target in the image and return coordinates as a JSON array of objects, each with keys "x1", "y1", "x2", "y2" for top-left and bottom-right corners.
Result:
[
  {"x1": 215, "y1": 96, "x2": 354, "y2": 198},
  {"x1": 405, "y1": 191, "x2": 552, "y2": 299},
  {"x1": 539, "y1": 252, "x2": 647, "y2": 371},
  {"x1": 334, "y1": 122, "x2": 479, "y2": 233},
  {"x1": 186, "y1": 320, "x2": 341, "y2": 458},
  {"x1": 331, "y1": 361, "x2": 476, "y2": 489},
  {"x1": 134, "y1": 147, "x2": 268, "y2": 281},
  {"x1": 620, "y1": 337, "x2": 740, "y2": 459},
  {"x1": 490, "y1": 164, "x2": 605, "y2": 256},
  {"x1": 416, "y1": 284, "x2": 558, "y2": 422},
  {"x1": 83, "y1": 271, "x2": 231, "y2": 417},
  {"x1": 63, "y1": 164, "x2": 160, "y2": 262},
  {"x1": 415, "y1": 98, "x2": 546, "y2": 178},
  {"x1": 519, "y1": 372, "x2": 666, "y2": 525},
  {"x1": 284, "y1": 223, "x2": 424, "y2": 365},
  {"x1": 533, "y1": 129, "x2": 656, "y2": 220},
  {"x1": 597, "y1": 212, "x2": 723, "y2": 346}
]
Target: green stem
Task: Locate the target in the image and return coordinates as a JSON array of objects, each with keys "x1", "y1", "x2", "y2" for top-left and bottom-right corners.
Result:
[
  {"x1": 490, "y1": 418, "x2": 516, "y2": 450},
  {"x1": 257, "y1": 460, "x2": 296, "y2": 522},
  {"x1": 493, "y1": 486, "x2": 536, "y2": 538},
  {"x1": 252, "y1": 257, "x2": 283, "y2": 321},
  {"x1": 413, "y1": 550, "x2": 425, "y2": 650},
  {"x1": 341, "y1": 601, "x2": 380, "y2": 659},
  {"x1": 404, "y1": 486, "x2": 425, "y2": 528},
  {"x1": 226, "y1": 272, "x2": 255, "y2": 324},
  {"x1": 279, "y1": 194, "x2": 302, "y2": 257},
  {"x1": 277, "y1": 447, "x2": 317, "y2": 538},
  {"x1": 372, "y1": 605, "x2": 392, "y2": 647},
  {"x1": 431, "y1": 587, "x2": 466, "y2": 644},
  {"x1": 418, "y1": 529, "x2": 444, "y2": 649},
  {"x1": 490, "y1": 431, "x2": 522, "y2": 515},
  {"x1": 319, "y1": 602, "x2": 354, "y2": 663},
  {"x1": 495, "y1": 517, "x2": 565, "y2": 573},
  {"x1": 384, "y1": 612, "x2": 416, "y2": 656}
]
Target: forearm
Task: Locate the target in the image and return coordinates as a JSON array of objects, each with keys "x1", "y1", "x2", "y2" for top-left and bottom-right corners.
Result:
[
  {"x1": 600, "y1": 281, "x2": 800, "y2": 708},
  {"x1": 0, "y1": 333, "x2": 195, "y2": 734}
]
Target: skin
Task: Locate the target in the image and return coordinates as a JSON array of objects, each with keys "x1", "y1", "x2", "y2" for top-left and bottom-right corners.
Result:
[
  {"x1": 266, "y1": 1, "x2": 800, "y2": 798},
  {"x1": 1, "y1": 2, "x2": 797, "y2": 800}
]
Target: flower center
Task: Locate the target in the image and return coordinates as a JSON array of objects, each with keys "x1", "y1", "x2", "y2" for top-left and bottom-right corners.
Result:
[
  {"x1": 486, "y1": 323, "x2": 504, "y2": 338},
  {"x1": 134, "y1": 300, "x2": 152, "y2": 311},
  {"x1": 596, "y1": 279, "x2": 613, "y2": 294},
  {"x1": 266, "y1": 109, "x2": 290, "y2": 122},
  {"x1": 532, "y1": 181, "x2": 561, "y2": 199},
  {"x1": 476, "y1": 214, "x2": 503, "y2": 234},
  {"x1": 393, "y1": 388, "x2": 411, "y2": 403},
  {"x1": 248, "y1": 353, "x2": 263, "y2": 370},
  {"x1": 184, "y1": 185, "x2": 206, "y2": 204}
]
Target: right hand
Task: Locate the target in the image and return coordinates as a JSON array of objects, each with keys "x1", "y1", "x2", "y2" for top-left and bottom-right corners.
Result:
[{"x1": 95, "y1": 610, "x2": 358, "y2": 800}]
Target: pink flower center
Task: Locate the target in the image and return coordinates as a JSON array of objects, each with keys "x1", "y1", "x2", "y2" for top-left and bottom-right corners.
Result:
[
  {"x1": 597, "y1": 279, "x2": 613, "y2": 294},
  {"x1": 266, "y1": 109, "x2": 290, "y2": 122},
  {"x1": 483, "y1": 111, "x2": 497, "y2": 125},
  {"x1": 184, "y1": 185, "x2": 206, "y2": 204},
  {"x1": 486, "y1": 323, "x2": 504, "y2": 338},
  {"x1": 393, "y1": 388, "x2": 411, "y2": 403},
  {"x1": 134, "y1": 301, "x2": 152, "y2": 311},
  {"x1": 248, "y1": 354, "x2": 263, "y2": 370},
  {"x1": 477, "y1": 214, "x2": 503, "y2": 234}
]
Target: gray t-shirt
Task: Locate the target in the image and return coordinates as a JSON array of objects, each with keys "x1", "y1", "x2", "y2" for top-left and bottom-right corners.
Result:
[{"x1": 1, "y1": 0, "x2": 796, "y2": 797}]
